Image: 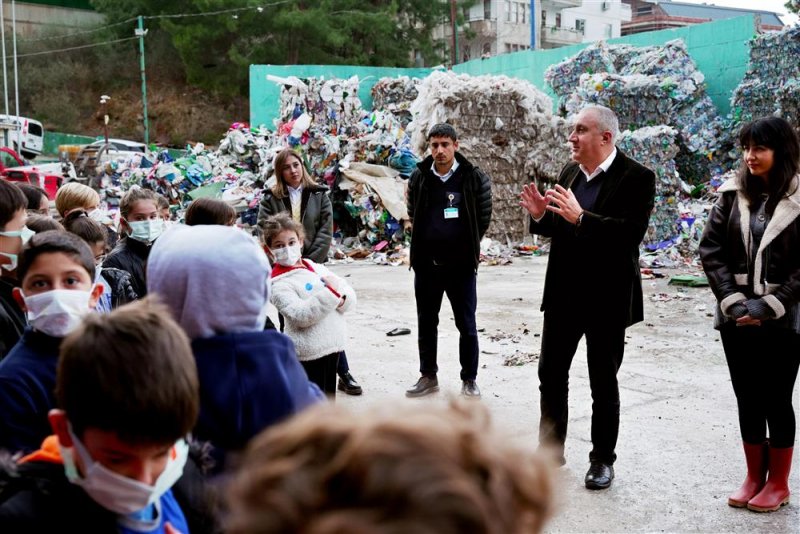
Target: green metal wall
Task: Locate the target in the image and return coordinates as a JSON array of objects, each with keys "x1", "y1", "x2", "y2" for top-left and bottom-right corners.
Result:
[
  {"x1": 250, "y1": 65, "x2": 436, "y2": 128},
  {"x1": 250, "y1": 15, "x2": 755, "y2": 126},
  {"x1": 453, "y1": 15, "x2": 754, "y2": 116}
]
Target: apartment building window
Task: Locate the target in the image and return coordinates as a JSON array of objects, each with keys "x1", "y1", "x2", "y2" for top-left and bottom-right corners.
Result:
[
  {"x1": 637, "y1": 6, "x2": 653, "y2": 16},
  {"x1": 555, "y1": 13, "x2": 561, "y2": 28},
  {"x1": 575, "y1": 19, "x2": 586, "y2": 35},
  {"x1": 505, "y1": 0, "x2": 512, "y2": 22},
  {"x1": 541, "y1": 10, "x2": 546, "y2": 26},
  {"x1": 484, "y1": 0, "x2": 491, "y2": 20},
  {"x1": 604, "y1": 23, "x2": 612, "y2": 38}
]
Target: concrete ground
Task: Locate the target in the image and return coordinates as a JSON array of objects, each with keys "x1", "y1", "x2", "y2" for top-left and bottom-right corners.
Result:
[{"x1": 281, "y1": 255, "x2": 799, "y2": 534}]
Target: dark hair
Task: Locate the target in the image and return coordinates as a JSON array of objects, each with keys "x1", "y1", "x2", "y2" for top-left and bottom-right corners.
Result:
[
  {"x1": 25, "y1": 213, "x2": 64, "y2": 233},
  {"x1": 227, "y1": 401, "x2": 554, "y2": 534},
  {"x1": 17, "y1": 230, "x2": 95, "y2": 283},
  {"x1": 120, "y1": 187, "x2": 158, "y2": 219},
  {"x1": 270, "y1": 148, "x2": 317, "y2": 199},
  {"x1": 738, "y1": 116, "x2": 800, "y2": 214},
  {"x1": 62, "y1": 209, "x2": 106, "y2": 246},
  {"x1": 57, "y1": 297, "x2": 200, "y2": 444},
  {"x1": 427, "y1": 123, "x2": 458, "y2": 141},
  {"x1": 0, "y1": 181, "x2": 27, "y2": 230},
  {"x1": 17, "y1": 183, "x2": 49, "y2": 212},
  {"x1": 261, "y1": 212, "x2": 305, "y2": 247},
  {"x1": 185, "y1": 197, "x2": 237, "y2": 226}
]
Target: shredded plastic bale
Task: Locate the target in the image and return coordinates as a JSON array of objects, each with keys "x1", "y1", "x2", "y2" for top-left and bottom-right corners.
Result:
[
  {"x1": 616, "y1": 126, "x2": 681, "y2": 247},
  {"x1": 408, "y1": 70, "x2": 570, "y2": 243},
  {"x1": 549, "y1": 38, "x2": 725, "y2": 185},
  {"x1": 729, "y1": 25, "x2": 800, "y2": 132},
  {"x1": 371, "y1": 76, "x2": 420, "y2": 128},
  {"x1": 338, "y1": 162, "x2": 407, "y2": 245}
]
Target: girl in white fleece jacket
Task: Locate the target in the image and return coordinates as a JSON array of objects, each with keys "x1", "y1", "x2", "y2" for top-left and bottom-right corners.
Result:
[{"x1": 263, "y1": 213, "x2": 356, "y2": 397}]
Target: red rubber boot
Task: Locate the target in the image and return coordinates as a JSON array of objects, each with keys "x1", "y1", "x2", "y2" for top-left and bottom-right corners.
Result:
[
  {"x1": 728, "y1": 441, "x2": 768, "y2": 508},
  {"x1": 747, "y1": 446, "x2": 793, "y2": 512}
]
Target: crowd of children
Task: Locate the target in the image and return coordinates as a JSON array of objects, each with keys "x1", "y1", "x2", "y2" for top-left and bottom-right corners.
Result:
[{"x1": 0, "y1": 172, "x2": 555, "y2": 533}]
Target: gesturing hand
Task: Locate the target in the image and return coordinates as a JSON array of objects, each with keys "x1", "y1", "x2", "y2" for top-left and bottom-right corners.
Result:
[
  {"x1": 520, "y1": 183, "x2": 548, "y2": 219},
  {"x1": 545, "y1": 185, "x2": 583, "y2": 225}
]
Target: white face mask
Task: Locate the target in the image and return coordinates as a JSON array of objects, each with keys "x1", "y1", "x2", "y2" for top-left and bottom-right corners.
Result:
[
  {"x1": 22, "y1": 288, "x2": 94, "y2": 337},
  {"x1": 61, "y1": 427, "x2": 189, "y2": 516},
  {"x1": 0, "y1": 226, "x2": 36, "y2": 272},
  {"x1": 88, "y1": 209, "x2": 112, "y2": 225},
  {"x1": 272, "y1": 244, "x2": 302, "y2": 267},
  {"x1": 126, "y1": 219, "x2": 164, "y2": 244}
]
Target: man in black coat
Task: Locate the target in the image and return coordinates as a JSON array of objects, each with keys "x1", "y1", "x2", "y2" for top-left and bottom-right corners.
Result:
[
  {"x1": 520, "y1": 105, "x2": 655, "y2": 490},
  {"x1": 405, "y1": 123, "x2": 492, "y2": 399}
]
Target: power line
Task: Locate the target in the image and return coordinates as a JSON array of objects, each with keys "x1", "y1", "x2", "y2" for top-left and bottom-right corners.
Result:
[
  {"x1": 8, "y1": 36, "x2": 138, "y2": 59},
  {"x1": 17, "y1": 18, "x2": 138, "y2": 43},
  {"x1": 144, "y1": 0, "x2": 293, "y2": 20}
]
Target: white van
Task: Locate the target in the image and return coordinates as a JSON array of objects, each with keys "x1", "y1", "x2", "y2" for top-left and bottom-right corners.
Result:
[{"x1": 0, "y1": 114, "x2": 44, "y2": 159}]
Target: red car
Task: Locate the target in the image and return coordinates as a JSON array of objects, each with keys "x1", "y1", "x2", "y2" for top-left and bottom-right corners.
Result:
[{"x1": 0, "y1": 147, "x2": 64, "y2": 199}]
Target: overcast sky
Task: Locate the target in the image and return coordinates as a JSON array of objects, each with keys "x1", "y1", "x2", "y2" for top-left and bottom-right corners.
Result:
[{"x1": 672, "y1": 0, "x2": 799, "y2": 25}]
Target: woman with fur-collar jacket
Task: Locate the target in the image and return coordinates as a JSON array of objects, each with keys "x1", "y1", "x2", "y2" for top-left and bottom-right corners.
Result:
[{"x1": 699, "y1": 116, "x2": 800, "y2": 514}]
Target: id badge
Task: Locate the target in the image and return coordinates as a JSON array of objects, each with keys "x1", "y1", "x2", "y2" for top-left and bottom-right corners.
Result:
[
  {"x1": 444, "y1": 192, "x2": 460, "y2": 219},
  {"x1": 444, "y1": 207, "x2": 459, "y2": 219}
]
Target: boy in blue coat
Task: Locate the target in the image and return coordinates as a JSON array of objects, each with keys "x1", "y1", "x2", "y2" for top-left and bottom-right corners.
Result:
[
  {"x1": 147, "y1": 224, "x2": 323, "y2": 472},
  {"x1": 0, "y1": 230, "x2": 103, "y2": 454}
]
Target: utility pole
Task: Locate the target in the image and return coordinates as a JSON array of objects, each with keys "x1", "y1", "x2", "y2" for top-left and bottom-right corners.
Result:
[
  {"x1": 11, "y1": 0, "x2": 19, "y2": 153},
  {"x1": 530, "y1": 0, "x2": 537, "y2": 50},
  {"x1": 136, "y1": 16, "x2": 149, "y2": 145},
  {"x1": 450, "y1": 0, "x2": 458, "y2": 66}
]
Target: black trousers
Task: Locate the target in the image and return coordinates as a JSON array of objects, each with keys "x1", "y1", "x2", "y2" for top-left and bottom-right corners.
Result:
[
  {"x1": 538, "y1": 310, "x2": 626, "y2": 464},
  {"x1": 720, "y1": 323, "x2": 800, "y2": 448},
  {"x1": 414, "y1": 263, "x2": 479, "y2": 381},
  {"x1": 301, "y1": 352, "x2": 342, "y2": 398}
]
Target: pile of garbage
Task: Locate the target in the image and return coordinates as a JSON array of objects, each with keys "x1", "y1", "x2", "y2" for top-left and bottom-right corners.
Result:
[
  {"x1": 546, "y1": 39, "x2": 726, "y2": 184},
  {"x1": 371, "y1": 76, "x2": 420, "y2": 128},
  {"x1": 408, "y1": 70, "x2": 570, "y2": 243},
  {"x1": 616, "y1": 126, "x2": 681, "y2": 246},
  {"x1": 730, "y1": 24, "x2": 800, "y2": 130}
]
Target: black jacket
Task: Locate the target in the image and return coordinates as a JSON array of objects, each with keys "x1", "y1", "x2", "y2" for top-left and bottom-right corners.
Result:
[
  {"x1": 699, "y1": 175, "x2": 800, "y2": 331},
  {"x1": 0, "y1": 277, "x2": 25, "y2": 361},
  {"x1": 102, "y1": 237, "x2": 153, "y2": 298},
  {"x1": 257, "y1": 184, "x2": 333, "y2": 263},
  {"x1": 101, "y1": 267, "x2": 139, "y2": 309},
  {"x1": 529, "y1": 150, "x2": 655, "y2": 327},
  {"x1": 407, "y1": 153, "x2": 493, "y2": 271}
]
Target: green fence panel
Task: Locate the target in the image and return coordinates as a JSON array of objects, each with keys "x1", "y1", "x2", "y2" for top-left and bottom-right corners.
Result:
[
  {"x1": 250, "y1": 65, "x2": 435, "y2": 128},
  {"x1": 42, "y1": 131, "x2": 96, "y2": 157}
]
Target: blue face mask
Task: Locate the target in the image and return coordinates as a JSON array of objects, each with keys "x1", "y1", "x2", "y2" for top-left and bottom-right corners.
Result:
[
  {"x1": 0, "y1": 226, "x2": 35, "y2": 271},
  {"x1": 125, "y1": 219, "x2": 164, "y2": 244}
]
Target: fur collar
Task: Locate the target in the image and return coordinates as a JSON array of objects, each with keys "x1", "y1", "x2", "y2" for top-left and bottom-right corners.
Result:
[{"x1": 718, "y1": 175, "x2": 800, "y2": 294}]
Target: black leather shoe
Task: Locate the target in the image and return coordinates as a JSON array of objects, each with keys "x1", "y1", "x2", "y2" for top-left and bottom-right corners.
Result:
[
  {"x1": 584, "y1": 462, "x2": 614, "y2": 490},
  {"x1": 337, "y1": 372, "x2": 362, "y2": 396},
  {"x1": 461, "y1": 379, "x2": 481, "y2": 398},
  {"x1": 406, "y1": 375, "x2": 439, "y2": 398}
]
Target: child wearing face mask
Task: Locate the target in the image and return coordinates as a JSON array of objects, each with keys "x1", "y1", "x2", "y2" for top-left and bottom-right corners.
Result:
[
  {"x1": 104, "y1": 187, "x2": 166, "y2": 298},
  {"x1": 0, "y1": 298, "x2": 219, "y2": 534},
  {"x1": 0, "y1": 230, "x2": 103, "y2": 455},
  {"x1": 63, "y1": 210, "x2": 139, "y2": 312},
  {"x1": 0, "y1": 181, "x2": 32, "y2": 360},
  {"x1": 263, "y1": 213, "x2": 357, "y2": 397}
]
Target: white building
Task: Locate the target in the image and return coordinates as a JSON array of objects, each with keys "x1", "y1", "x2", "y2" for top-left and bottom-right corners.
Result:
[
  {"x1": 438, "y1": 0, "x2": 632, "y2": 62},
  {"x1": 559, "y1": 0, "x2": 632, "y2": 45}
]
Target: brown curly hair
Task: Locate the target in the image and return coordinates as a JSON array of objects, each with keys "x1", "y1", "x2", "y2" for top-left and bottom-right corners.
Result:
[{"x1": 226, "y1": 400, "x2": 555, "y2": 534}]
